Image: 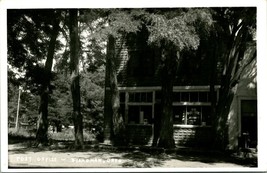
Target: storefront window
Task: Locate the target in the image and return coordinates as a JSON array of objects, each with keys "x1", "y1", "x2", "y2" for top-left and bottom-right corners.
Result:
[
  {"x1": 173, "y1": 91, "x2": 212, "y2": 126},
  {"x1": 189, "y1": 92, "x2": 198, "y2": 102},
  {"x1": 187, "y1": 106, "x2": 201, "y2": 125},
  {"x1": 129, "y1": 92, "x2": 152, "y2": 102},
  {"x1": 125, "y1": 92, "x2": 153, "y2": 125},
  {"x1": 202, "y1": 106, "x2": 211, "y2": 125},
  {"x1": 181, "y1": 92, "x2": 190, "y2": 102},
  {"x1": 173, "y1": 106, "x2": 211, "y2": 126},
  {"x1": 199, "y1": 92, "x2": 209, "y2": 102},
  {"x1": 128, "y1": 105, "x2": 152, "y2": 124},
  {"x1": 173, "y1": 106, "x2": 186, "y2": 124},
  {"x1": 119, "y1": 90, "x2": 214, "y2": 126}
]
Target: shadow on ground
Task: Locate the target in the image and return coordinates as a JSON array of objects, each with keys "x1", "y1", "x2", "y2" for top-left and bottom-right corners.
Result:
[
  {"x1": 8, "y1": 141, "x2": 257, "y2": 168},
  {"x1": 118, "y1": 148, "x2": 257, "y2": 168}
]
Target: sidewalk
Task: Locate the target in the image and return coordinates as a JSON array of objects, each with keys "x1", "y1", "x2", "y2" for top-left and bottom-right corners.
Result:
[{"x1": 8, "y1": 142, "x2": 257, "y2": 168}]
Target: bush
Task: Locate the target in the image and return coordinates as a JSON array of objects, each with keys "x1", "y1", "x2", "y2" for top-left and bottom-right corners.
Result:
[
  {"x1": 8, "y1": 127, "x2": 96, "y2": 143},
  {"x1": 48, "y1": 127, "x2": 96, "y2": 142},
  {"x1": 8, "y1": 127, "x2": 35, "y2": 139}
]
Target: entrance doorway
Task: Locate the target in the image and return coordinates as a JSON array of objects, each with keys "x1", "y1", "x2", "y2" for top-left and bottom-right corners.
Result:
[{"x1": 241, "y1": 100, "x2": 257, "y2": 148}]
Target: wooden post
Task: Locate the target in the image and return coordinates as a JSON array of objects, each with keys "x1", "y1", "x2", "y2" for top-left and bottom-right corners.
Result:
[
  {"x1": 15, "y1": 86, "x2": 22, "y2": 132},
  {"x1": 125, "y1": 92, "x2": 129, "y2": 124}
]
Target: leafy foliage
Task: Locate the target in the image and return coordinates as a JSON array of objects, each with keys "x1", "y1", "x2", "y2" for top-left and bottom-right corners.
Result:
[
  {"x1": 7, "y1": 8, "x2": 255, "y2": 148},
  {"x1": 90, "y1": 9, "x2": 145, "y2": 40},
  {"x1": 146, "y1": 9, "x2": 213, "y2": 50},
  {"x1": 80, "y1": 66, "x2": 105, "y2": 142},
  {"x1": 48, "y1": 73, "x2": 72, "y2": 129}
]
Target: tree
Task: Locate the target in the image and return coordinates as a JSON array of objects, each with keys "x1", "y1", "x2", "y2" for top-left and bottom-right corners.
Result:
[
  {"x1": 48, "y1": 73, "x2": 72, "y2": 132},
  {"x1": 98, "y1": 9, "x2": 213, "y2": 147},
  {"x1": 97, "y1": 9, "x2": 144, "y2": 145},
  {"x1": 7, "y1": 9, "x2": 62, "y2": 145},
  {"x1": 69, "y1": 9, "x2": 84, "y2": 149},
  {"x1": 35, "y1": 11, "x2": 60, "y2": 145},
  {"x1": 80, "y1": 67, "x2": 105, "y2": 142},
  {"x1": 146, "y1": 9, "x2": 213, "y2": 149},
  {"x1": 211, "y1": 8, "x2": 256, "y2": 150}
]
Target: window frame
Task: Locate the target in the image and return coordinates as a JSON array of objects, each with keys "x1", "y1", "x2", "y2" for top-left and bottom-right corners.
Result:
[
  {"x1": 117, "y1": 86, "x2": 220, "y2": 127},
  {"x1": 172, "y1": 91, "x2": 212, "y2": 126}
]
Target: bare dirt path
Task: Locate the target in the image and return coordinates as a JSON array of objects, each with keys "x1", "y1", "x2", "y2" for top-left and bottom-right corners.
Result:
[{"x1": 8, "y1": 143, "x2": 255, "y2": 168}]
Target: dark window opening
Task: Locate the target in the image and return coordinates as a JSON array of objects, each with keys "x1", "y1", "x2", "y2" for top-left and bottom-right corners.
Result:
[
  {"x1": 199, "y1": 92, "x2": 208, "y2": 102},
  {"x1": 189, "y1": 92, "x2": 198, "y2": 102},
  {"x1": 129, "y1": 92, "x2": 153, "y2": 103},
  {"x1": 128, "y1": 105, "x2": 152, "y2": 124},
  {"x1": 181, "y1": 92, "x2": 189, "y2": 102},
  {"x1": 173, "y1": 106, "x2": 186, "y2": 124},
  {"x1": 202, "y1": 106, "x2": 211, "y2": 125},
  {"x1": 120, "y1": 92, "x2": 125, "y2": 103},
  {"x1": 241, "y1": 100, "x2": 257, "y2": 148}
]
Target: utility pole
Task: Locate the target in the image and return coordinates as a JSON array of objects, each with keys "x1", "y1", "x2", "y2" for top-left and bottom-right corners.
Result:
[{"x1": 15, "y1": 86, "x2": 22, "y2": 132}]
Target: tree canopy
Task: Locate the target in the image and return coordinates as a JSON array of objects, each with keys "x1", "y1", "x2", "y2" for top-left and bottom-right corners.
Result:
[{"x1": 7, "y1": 7, "x2": 256, "y2": 150}]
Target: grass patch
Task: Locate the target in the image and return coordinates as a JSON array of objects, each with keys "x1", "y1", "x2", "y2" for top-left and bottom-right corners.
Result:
[
  {"x1": 8, "y1": 128, "x2": 35, "y2": 139},
  {"x1": 48, "y1": 128, "x2": 95, "y2": 142},
  {"x1": 8, "y1": 127, "x2": 96, "y2": 144},
  {"x1": 8, "y1": 128, "x2": 35, "y2": 144}
]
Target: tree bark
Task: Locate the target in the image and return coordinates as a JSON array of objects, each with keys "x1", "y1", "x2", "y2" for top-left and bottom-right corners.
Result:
[
  {"x1": 69, "y1": 9, "x2": 84, "y2": 149},
  {"x1": 156, "y1": 43, "x2": 178, "y2": 149},
  {"x1": 214, "y1": 19, "x2": 254, "y2": 150},
  {"x1": 35, "y1": 13, "x2": 60, "y2": 146},
  {"x1": 36, "y1": 90, "x2": 49, "y2": 145},
  {"x1": 208, "y1": 34, "x2": 219, "y2": 149},
  {"x1": 106, "y1": 35, "x2": 126, "y2": 146}
]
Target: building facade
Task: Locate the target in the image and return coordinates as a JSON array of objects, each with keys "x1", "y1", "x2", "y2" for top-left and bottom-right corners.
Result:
[
  {"x1": 104, "y1": 33, "x2": 257, "y2": 150},
  {"x1": 226, "y1": 44, "x2": 257, "y2": 150}
]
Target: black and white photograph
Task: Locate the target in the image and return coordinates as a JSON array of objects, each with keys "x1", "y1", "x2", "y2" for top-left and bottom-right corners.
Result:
[{"x1": 1, "y1": 0, "x2": 267, "y2": 172}]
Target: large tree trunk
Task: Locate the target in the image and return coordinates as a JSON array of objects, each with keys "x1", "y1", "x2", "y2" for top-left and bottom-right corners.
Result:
[
  {"x1": 156, "y1": 44, "x2": 179, "y2": 149},
  {"x1": 35, "y1": 14, "x2": 60, "y2": 146},
  {"x1": 36, "y1": 90, "x2": 49, "y2": 145},
  {"x1": 106, "y1": 35, "x2": 126, "y2": 146},
  {"x1": 69, "y1": 9, "x2": 84, "y2": 149},
  {"x1": 208, "y1": 34, "x2": 219, "y2": 149},
  {"x1": 214, "y1": 20, "x2": 254, "y2": 150},
  {"x1": 103, "y1": 70, "x2": 112, "y2": 144}
]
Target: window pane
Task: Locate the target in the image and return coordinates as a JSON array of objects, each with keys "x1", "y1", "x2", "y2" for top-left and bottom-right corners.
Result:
[
  {"x1": 147, "y1": 92, "x2": 152, "y2": 102},
  {"x1": 129, "y1": 93, "x2": 134, "y2": 102},
  {"x1": 120, "y1": 92, "x2": 125, "y2": 103},
  {"x1": 202, "y1": 106, "x2": 211, "y2": 125},
  {"x1": 155, "y1": 91, "x2": 161, "y2": 102},
  {"x1": 128, "y1": 106, "x2": 139, "y2": 124},
  {"x1": 189, "y1": 92, "x2": 198, "y2": 102},
  {"x1": 135, "y1": 93, "x2": 141, "y2": 102},
  {"x1": 128, "y1": 92, "x2": 153, "y2": 103},
  {"x1": 128, "y1": 105, "x2": 152, "y2": 124},
  {"x1": 173, "y1": 92, "x2": 180, "y2": 102},
  {"x1": 181, "y1": 92, "x2": 189, "y2": 102},
  {"x1": 199, "y1": 92, "x2": 208, "y2": 102},
  {"x1": 173, "y1": 106, "x2": 186, "y2": 124},
  {"x1": 187, "y1": 106, "x2": 201, "y2": 125},
  {"x1": 141, "y1": 92, "x2": 146, "y2": 102},
  {"x1": 140, "y1": 106, "x2": 152, "y2": 124},
  {"x1": 241, "y1": 100, "x2": 257, "y2": 116}
]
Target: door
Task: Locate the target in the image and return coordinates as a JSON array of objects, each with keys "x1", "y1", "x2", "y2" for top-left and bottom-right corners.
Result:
[{"x1": 241, "y1": 100, "x2": 257, "y2": 148}]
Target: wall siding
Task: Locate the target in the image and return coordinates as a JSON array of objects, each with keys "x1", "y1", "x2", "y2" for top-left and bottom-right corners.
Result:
[
  {"x1": 124, "y1": 124, "x2": 213, "y2": 147},
  {"x1": 174, "y1": 126, "x2": 213, "y2": 147},
  {"x1": 126, "y1": 124, "x2": 153, "y2": 145}
]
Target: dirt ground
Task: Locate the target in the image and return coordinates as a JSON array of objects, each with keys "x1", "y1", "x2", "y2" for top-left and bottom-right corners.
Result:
[{"x1": 8, "y1": 142, "x2": 257, "y2": 168}]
